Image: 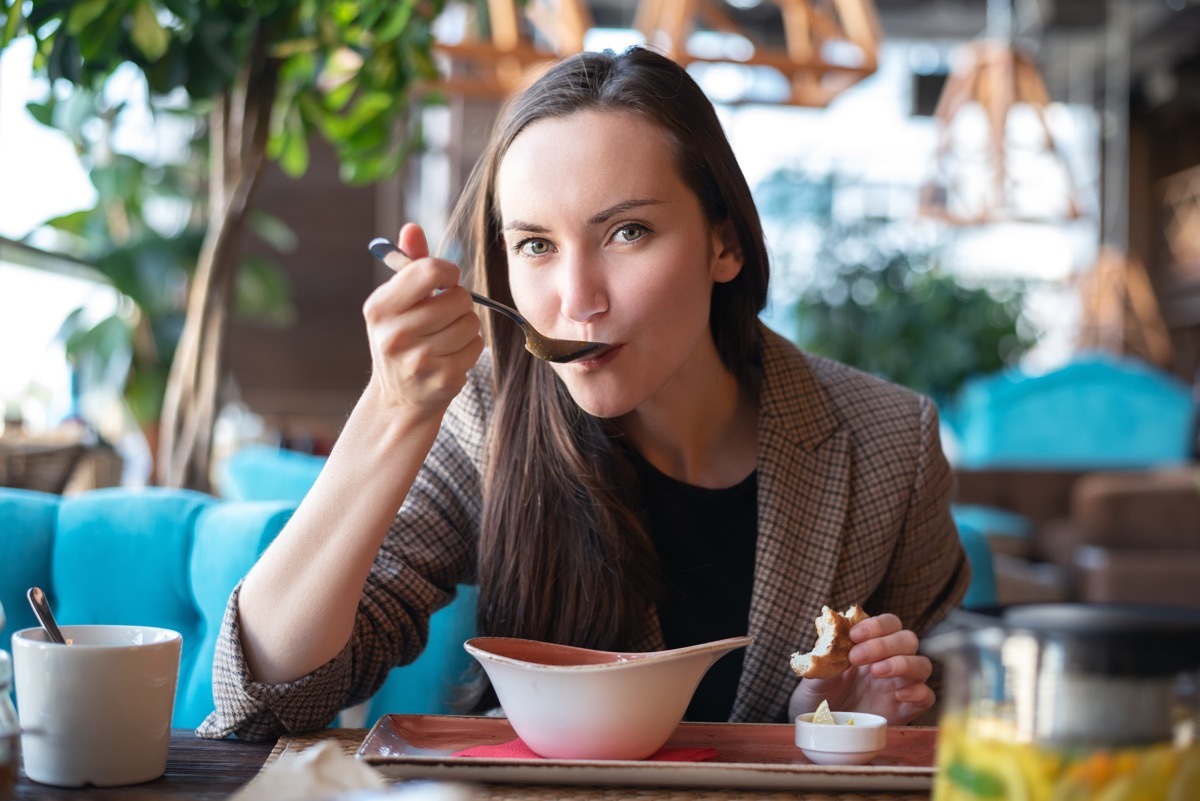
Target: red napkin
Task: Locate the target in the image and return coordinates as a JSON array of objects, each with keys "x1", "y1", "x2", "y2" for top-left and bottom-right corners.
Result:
[{"x1": 454, "y1": 737, "x2": 718, "y2": 762}]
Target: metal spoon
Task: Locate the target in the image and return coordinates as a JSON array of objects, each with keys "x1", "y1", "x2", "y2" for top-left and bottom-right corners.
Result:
[
  {"x1": 368, "y1": 238, "x2": 613, "y2": 364},
  {"x1": 27, "y1": 586, "x2": 67, "y2": 644}
]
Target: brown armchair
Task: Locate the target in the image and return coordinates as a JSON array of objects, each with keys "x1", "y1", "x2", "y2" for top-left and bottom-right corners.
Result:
[{"x1": 954, "y1": 466, "x2": 1200, "y2": 608}]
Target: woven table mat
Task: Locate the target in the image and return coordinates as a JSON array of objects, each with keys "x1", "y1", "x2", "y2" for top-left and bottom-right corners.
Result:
[
  {"x1": 265, "y1": 728, "x2": 365, "y2": 765},
  {"x1": 265, "y1": 730, "x2": 930, "y2": 801}
]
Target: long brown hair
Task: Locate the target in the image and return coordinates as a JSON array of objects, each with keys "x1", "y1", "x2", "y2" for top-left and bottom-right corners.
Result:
[{"x1": 447, "y1": 46, "x2": 770, "y2": 689}]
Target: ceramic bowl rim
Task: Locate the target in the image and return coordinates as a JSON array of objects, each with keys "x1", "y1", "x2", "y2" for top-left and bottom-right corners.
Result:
[{"x1": 464, "y1": 634, "x2": 753, "y2": 674}]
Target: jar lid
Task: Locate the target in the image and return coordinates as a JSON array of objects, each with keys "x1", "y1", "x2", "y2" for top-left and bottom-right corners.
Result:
[{"x1": 1003, "y1": 603, "x2": 1200, "y2": 677}]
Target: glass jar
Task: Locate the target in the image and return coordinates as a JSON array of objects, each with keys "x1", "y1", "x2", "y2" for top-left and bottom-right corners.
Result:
[
  {"x1": 926, "y1": 603, "x2": 1200, "y2": 801},
  {"x1": 0, "y1": 650, "x2": 18, "y2": 801}
]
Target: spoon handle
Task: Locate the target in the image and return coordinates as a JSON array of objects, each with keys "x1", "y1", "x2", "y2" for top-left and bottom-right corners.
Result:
[
  {"x1": 27, "y1": 586, "x2": 67, "y2": 644},
  {"x1": 463, "y1": 291, "x2": 532, "y2": 328},
  {"x1": 367, "y1": 238, "x2": 532, "y2": 328}
]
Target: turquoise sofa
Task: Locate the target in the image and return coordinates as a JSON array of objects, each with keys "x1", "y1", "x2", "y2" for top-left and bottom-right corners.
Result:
[
  {"x1": 1, "y1": 483, "x2": 481, "y2": 729},
  {"x1": 0, "y1": 486, "x2": 293, "y2": 729},
  {"x1": 217, "y1": 444, "x2": 480, "y2": 722}
]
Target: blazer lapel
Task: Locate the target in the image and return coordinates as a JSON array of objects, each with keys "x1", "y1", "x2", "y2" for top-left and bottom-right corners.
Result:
[{"x1": 731, "y1": 329, "x2": 851, "y2": 722}]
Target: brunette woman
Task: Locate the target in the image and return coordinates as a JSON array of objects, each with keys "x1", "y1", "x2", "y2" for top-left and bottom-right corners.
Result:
[{"x1": 201, "y1": 45, "x2": 968, "y2": 741}]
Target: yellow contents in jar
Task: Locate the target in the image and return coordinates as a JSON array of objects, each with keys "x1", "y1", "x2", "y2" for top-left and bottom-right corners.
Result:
[{"x1": 933, "y1": 713, "x2": 1200, "y2": 801}]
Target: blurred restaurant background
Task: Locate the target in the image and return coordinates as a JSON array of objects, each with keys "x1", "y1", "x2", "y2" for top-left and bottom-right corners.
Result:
[{"x1": 1, "y1": 0, "x2": 1199, "y2": 612}]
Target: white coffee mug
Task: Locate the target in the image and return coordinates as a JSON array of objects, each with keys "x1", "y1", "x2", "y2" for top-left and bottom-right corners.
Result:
[{"x1": 12, "y1": 624, "x2": 182, "y2": 787}]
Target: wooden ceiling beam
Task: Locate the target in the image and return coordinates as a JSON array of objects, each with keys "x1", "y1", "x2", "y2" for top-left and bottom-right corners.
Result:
[{"x1": 431, "y1": 0, "x2": 881, "y2": 105}]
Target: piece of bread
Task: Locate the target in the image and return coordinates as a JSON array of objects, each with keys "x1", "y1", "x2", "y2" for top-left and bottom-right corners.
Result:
[
  {"x1": 789, "y1": 604, "x2": 867, "y2": 679},
  {"x1": 843, "y1": 603, "x2": 868, "y2": 627}
]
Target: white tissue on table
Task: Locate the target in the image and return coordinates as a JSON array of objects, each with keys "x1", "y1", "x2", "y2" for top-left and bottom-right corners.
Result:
[
  {"x1": 230, "y1": 740, "x2": 478, "y2": 801},
  {"x1": 334, "y1": 783, "x2": 479, "y2": 801}
]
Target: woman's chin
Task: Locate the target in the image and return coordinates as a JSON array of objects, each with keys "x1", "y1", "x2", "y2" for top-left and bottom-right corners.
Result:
[{"x1": 563, "y1": 388, "x2": 639, "y2": 420}]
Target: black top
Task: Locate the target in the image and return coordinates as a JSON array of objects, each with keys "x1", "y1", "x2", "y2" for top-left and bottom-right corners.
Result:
[{"x1": 631, "y1": 448, "x2": 758, "y2": 722}]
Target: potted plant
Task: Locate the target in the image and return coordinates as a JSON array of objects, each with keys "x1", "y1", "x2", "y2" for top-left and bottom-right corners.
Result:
[{"x1": 2, "y1": 0, "x2": 444, "y2": 490}]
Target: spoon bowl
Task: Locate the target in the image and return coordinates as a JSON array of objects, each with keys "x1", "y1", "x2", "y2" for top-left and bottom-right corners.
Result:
[{"x1": 368, "y1": 238, "x2": 613, "y2": 364}]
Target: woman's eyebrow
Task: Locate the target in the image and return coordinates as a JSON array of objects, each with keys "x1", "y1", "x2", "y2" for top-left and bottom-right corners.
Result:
[
  {"x1": 503, "y1": 220, "x2": 550, "y2": 233},
  {"x1": 503, "y1": 198, "x2": 663, "y2": 233},
  {"x1": 587, "y1": 198, "x2": 662, "y2": 226}
]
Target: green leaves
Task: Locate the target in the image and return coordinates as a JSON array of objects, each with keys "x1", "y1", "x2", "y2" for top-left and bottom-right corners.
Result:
[
  {"x1": 757, "y1": 168, "x2": 1036, "y2": 404},
  {"x1": 3, "y1": 0, "x2": 445, "y2": 430},
  {"x1": 2, "y1": 2, "x2": 22, "y2": 49},
  {"x1": 790, "y1": 249, "x2": 1034, "y2": 403},
  {"x1": 65, "y1": 0, "x2": 109, "y2": 37},
  {"x1": 268, "y1": 102, "x2": 310, "y2": 176},
  {"x1": 130, "y1": 1, "x2": 169, "y2": 61},
  {"x1": 266, "y1": 0, "x2": 446, "y2": 184},
  {"x1": 235, "y1": 255, "x2": 296, "y2": 325},
  {"x1": 7, "y1": 0, "x2": 445, "y2": 183}
]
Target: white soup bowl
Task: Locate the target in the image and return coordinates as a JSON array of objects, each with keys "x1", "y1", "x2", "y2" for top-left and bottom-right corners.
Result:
[{"x1": 464, "y1": 635, "x2": 752, "y2": 760}]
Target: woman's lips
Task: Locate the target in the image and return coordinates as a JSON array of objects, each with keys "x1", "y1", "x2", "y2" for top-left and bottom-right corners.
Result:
[{"x1": 574, "y1": 343, "x2": 621, "y2": 369}]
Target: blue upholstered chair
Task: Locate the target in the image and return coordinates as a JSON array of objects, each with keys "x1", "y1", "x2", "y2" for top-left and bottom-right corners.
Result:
[
  {"x1": 949, "y1": 516, "x2": 998, "y2": 610},
  {"x1": 215, "y1": 444, "x2": 480, "y2": 721},
  {"x1": 944, "y1": 353, "x2": 1196, "y2": 607},
  {"x1": 0, "y1": 486, "x2": 293, "y2": 728},
  {"x1": 948, "y1": 352, "x2": 1197, "y2": 469},
  {"x1": 216, "y1": 444, "x2": 326, "y2": 503}
]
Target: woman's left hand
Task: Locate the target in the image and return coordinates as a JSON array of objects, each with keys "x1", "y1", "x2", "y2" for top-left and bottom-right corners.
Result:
[{"x1": 787, "y1": 613, "x2": 934, "y2": 725}]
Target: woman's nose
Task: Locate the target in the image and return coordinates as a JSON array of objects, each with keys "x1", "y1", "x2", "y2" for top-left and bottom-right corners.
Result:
[{"x1": 558, "y1": 254, "x2": 608, "y2": 323}]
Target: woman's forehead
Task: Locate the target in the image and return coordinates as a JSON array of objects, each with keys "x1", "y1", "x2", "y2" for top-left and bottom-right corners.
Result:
[
  {"x1": 496, "y1": 111, "x2": 680, "y2": 207},
  {"x1": 515, "y1": 108, "x2": 676, "y2": 158}
]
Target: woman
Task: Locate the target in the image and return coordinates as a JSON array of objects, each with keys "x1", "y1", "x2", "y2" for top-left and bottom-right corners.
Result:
[{"x1": 200, "y1": 46, "x2": 969, "y2": 741}]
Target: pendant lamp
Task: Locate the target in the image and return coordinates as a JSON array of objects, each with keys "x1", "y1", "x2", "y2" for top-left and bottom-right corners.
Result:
[
  {"x1": 919, "y1": 0, "x2": 1083, "y2": 225},
  {"x1": 431, "y1": 0, "x2": 881, "y2": 105}
]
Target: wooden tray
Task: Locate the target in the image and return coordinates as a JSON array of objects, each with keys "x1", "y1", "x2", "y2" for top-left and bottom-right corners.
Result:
[{"x1": 357, "y1": 714, "x2": 938, "y2": 791}]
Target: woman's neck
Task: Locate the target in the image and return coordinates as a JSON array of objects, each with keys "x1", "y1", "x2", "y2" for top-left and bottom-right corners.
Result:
[{"x1": 617, "y1": 356, "x2": 759, "y2": 489}]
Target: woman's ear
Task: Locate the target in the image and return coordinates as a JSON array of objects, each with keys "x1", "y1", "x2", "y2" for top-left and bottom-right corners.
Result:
[{"x1": 710, "y1": 220, "x2": 744, "y2": 284}]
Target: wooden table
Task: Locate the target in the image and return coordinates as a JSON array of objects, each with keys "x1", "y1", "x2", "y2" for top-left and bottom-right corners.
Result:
[
  {"x1": 12, "y1": 728, "x2": 932, "y2": 800},
  {"x1": 12, "y1": 730, "x2": 274, "y2": 800}
]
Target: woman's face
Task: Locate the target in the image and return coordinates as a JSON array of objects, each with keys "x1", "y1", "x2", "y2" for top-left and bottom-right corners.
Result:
[{"x1": 495, "y1": 109, "x2": 743, "y2": 419}]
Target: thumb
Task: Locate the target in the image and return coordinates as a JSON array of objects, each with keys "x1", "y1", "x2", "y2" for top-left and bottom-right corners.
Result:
[{"x1": 397, "y1": 222, "x2": 430, "y2": 260}]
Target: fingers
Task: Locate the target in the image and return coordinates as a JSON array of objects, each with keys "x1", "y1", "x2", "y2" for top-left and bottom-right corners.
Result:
[
  {"x1": 847, "y1": 613, "x2": 931, "y2": 687},
  {"x1": 894, "y1": 680, "x2": 935, "y2": 707},
  {"x1": 848, "y1": 612, "x2": 903, "y2": 642},
  {"x1": 366, "y1": 259, "x2": 469, "y2": 323},
  {"x1": 850, "y1": 628, "x2": 919, "y2": 665},
  {"x1": 362, "y1": 223, "x2": 484, "y2": 415},
  {"x1": 794, "y1": 610, "x2": 937, "y2": 725},
  {"x1": 848, "y1": 613, "x2": 918, "y2": 664},
  {"x1": 365, "y1": 278, "x2": 480, "y2": 365},
  {"x1": 398, "y1": 222, "x2": 430, "y2": 260},
  {"x1": 869, "y1": 653, "x2": 933, "y2": 683}
]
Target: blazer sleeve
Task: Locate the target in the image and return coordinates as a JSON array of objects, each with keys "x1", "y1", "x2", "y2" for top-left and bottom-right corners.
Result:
[
  {"x1": 866, "y1": 394, "x2": 970, "y2": 636},
  {"x1": 198, "y1": 368, "x2": 489, "y2": 741}
]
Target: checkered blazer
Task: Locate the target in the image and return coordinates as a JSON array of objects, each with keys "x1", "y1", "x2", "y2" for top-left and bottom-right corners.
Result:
[{"x1": 200, "y1": 324, "x2": 969, "y2": 741}]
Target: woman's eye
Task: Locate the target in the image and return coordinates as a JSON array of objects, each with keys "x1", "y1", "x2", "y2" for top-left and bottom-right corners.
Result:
[
  {"x1": 613, "y1": 224, "x2": 647, "y2": 243},
  {"x1": 517, "y1": 238, "x2": 551, "y2": 256}
]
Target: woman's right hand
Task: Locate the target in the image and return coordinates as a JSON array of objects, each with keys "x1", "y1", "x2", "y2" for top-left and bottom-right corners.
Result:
[
  {"x1": 363, "y1": 222, "x2": 485, "y2": 421},
  {"x1": 236, "y1": 222, "x2": 483, "y2": 686}
]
